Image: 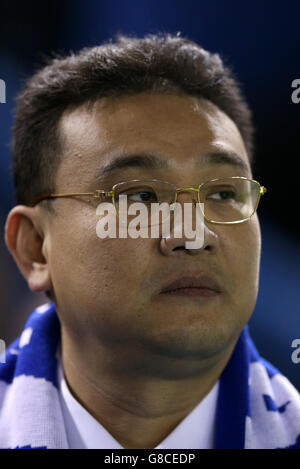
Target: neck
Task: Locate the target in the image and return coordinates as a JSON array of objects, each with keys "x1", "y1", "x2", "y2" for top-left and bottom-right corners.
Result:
[{"x1": 60, "y1": 328, "x2": 238, "y2": 449}]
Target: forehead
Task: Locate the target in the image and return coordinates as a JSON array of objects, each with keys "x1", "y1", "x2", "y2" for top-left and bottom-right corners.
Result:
[{"x1": 57, "y1": 93, "x2": 249, "y2": 186}]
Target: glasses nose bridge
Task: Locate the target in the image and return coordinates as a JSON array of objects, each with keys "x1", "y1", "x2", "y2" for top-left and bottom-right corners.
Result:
[{"x1": 174, "y1": 186, "x2": 200, "y2": 203}]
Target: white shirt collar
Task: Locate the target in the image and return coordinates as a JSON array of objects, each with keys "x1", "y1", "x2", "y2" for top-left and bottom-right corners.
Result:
[{"x1": 57, "y1": 356, "x2": 219, "y2": 449}]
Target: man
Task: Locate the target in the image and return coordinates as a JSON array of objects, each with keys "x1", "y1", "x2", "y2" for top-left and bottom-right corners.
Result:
[{"x1": 1, "y1": 33, "x2": 300, "y2": 449}]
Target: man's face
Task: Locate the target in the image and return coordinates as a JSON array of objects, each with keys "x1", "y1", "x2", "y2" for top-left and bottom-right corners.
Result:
[{"x1": 42, "y1": 93, "x2": 261, "y2": 363}]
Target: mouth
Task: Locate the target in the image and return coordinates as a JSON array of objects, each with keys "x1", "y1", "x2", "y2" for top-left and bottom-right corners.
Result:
[{"x1": 160, "y1": 275, "x2": 222, "y2": 298}]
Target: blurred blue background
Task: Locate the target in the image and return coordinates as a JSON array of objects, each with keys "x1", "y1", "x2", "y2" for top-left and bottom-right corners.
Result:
[{"x1": 0, "y1": 0, "x2": 299, "y2": 390}]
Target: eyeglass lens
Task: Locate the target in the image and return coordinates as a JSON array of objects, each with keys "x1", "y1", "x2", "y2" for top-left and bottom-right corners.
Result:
[{"x1": 113, "y1": 178, "x2": 260, "y2": 226}]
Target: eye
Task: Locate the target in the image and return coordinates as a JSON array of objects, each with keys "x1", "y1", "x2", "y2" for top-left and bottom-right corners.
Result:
[
  {"x1": 207, "y1": 188, "x2": 237, "y2": 201},
  {"x1": 125, "y1": 190, "x2": 158, "y2": 203}
]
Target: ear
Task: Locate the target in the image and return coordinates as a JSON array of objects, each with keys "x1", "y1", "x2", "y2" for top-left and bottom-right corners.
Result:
[{"x1": 4, "y1": 205, "x2": 52, "y2": 293}]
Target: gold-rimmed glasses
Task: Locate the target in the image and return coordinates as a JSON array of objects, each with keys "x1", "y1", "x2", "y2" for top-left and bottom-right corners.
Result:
[{"x1": 30, "y1": 176, "x2": 267, "y2": 225}]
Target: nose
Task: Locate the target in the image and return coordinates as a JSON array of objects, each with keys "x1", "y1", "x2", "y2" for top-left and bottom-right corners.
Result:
[
  {"x1": 160, "y1": 222, "x2": 219, "y2": 256},
  {"x1": 159, "y1": 189, "x2": 220, "y2": 256}
]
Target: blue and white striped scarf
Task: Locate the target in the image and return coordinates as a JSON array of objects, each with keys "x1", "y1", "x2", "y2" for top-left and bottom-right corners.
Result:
[{"x1": 0, "y1": 302, "x2": 299, "y2": 449}]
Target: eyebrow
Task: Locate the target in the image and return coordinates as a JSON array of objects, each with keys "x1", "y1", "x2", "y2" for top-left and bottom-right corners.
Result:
[{"x1": 98, "y1": 151, "x2": 250, "y2": 178}]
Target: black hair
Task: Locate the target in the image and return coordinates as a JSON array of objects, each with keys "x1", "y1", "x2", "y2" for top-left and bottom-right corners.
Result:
[{"x1": 11, "y1": 32, "x2": 255, "y2": 302}]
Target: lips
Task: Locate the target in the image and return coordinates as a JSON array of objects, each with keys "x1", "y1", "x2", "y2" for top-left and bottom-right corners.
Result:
[{"x1": 160, "y1": 275, "x2": 222, "y2": 295}]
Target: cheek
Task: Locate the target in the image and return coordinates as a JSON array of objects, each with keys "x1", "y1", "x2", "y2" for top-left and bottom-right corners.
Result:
[
  {"x1": 221, "y1": 216, "x2": 261, "y2": 297},
  {"x1": 50, "y1": 219, "x2": 151, "y2": 303}
]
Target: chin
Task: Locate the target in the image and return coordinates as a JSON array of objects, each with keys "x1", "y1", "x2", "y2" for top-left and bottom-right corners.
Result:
[{"x1": 143, "y1": 318, "x2": 240, "y2": 362}]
